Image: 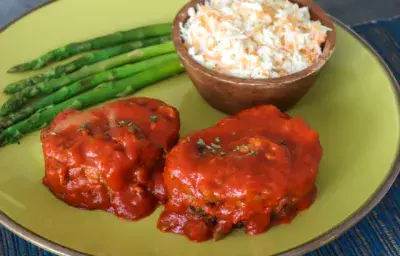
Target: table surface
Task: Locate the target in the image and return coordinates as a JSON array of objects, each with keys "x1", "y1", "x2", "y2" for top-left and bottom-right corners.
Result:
[
  {"x1": 1, "y1": 1, "x2": 400, "y2": 256},
  {"x1": 1, "y1": 0, "x2": 400, "y2": 27}
]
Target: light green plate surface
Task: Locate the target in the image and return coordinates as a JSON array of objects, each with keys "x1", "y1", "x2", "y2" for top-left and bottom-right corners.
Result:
[{"x1": 0, "y1": 0, "x2": 399, "y2": 255}]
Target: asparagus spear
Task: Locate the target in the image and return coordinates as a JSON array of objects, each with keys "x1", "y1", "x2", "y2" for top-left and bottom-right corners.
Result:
[
  {"x1": 7, "y1": 23, "x2": 172, "y2": 73},
  {"x1": 0, "y1": 59, "x2": 184, "y2": 146},
  {"x1": 4, "y1": 35, "x2": 172, "y2": 94},
  {"x1": 0, "y1": 41, "x2": 175, "y2": 116},
  {"x1": 0, "y1": 53, "x2": 179, "y2": 129}
]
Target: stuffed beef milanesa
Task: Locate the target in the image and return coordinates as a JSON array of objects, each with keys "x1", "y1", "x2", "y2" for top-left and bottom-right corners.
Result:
[
  {"x1": 41, "y1": 97, "x2": 180, "y2": 221},
  {"x1": 158, "y1": 105, "x2": 322, "y2": 242}
]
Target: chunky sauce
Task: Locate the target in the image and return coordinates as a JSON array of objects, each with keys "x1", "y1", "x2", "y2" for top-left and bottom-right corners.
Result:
[
  {"x1": 41, "y1": 98, "x2": 180, "y2": 220},
  {"x1": 158, "y1": 105, "x2": 322, "y2": 241}
]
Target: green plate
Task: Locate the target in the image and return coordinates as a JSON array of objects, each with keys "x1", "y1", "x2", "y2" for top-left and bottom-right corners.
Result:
[{"x1": 0, "y1": 0, "x2": 399, "y2": 255}]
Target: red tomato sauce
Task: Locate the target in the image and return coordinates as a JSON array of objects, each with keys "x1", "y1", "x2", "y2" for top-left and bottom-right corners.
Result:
[
  {"x1": 158, "y1": 105, "x2": 322, "y2": 242},
  {"x1": 41, "y1": 98, "x2": 180, "y2": 220}
]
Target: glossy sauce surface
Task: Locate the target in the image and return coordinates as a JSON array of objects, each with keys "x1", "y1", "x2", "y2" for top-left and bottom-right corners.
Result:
[
  {"x1": 41, "y1": 98, "x2": 180, "y2": 220},
  {"x1": 158, "y1": 105, "x2": 322, "y2": 241}
]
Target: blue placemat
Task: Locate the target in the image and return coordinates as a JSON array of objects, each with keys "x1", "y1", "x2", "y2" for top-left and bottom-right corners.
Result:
[{"x1": 1, "y1": 18, "x2": 400, "y2": 256}]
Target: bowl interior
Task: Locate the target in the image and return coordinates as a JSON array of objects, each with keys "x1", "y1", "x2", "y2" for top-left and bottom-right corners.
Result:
[
  {"x1": 172, "y1": 0, "x2": 336, "y2": 85},
  {"x1": 0, "y1": 0, "x2": 399, "y2": 256}
]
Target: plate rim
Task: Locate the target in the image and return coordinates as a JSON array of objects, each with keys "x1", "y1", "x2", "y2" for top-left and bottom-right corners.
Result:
[{"x1": 0, "y1": 1, "x2": 399, "y2": 256}]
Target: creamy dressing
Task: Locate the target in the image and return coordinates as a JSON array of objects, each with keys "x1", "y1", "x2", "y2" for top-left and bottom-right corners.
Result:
[{"x1": 180, "y1": 0, "x2": 331, "y2": 79}]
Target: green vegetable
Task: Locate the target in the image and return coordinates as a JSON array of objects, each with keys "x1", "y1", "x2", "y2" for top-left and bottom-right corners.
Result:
[
  {"x1": 149, "y1": 115, "x2": 158, "y2": 122},
  {"x1": 7, "y1": 23, "x2": 172, "y2": 72},
  {"x1": 197, "y1": 138, "x2": 206, "y2": 147},
  {"x1": 0, "y1": 58, "x2": 184, "y2": 146},
  {"x1": 211, "y1": 143, "x2": 221, "y2": 149},
  {"x1": 117, "y1": 120, "x2": 133, "y2": 127},
  {"x1": 78, "y1": 122, "x2": 88, "y2": 132},
  {"x1": 246, "y1": 150, "x2": 259, "y2": 156},
  {"x1": 0, "y1": 42, "x2": 176, "y2": 116},
  {"x1": 117, "y1": 120, "x2": 143, "y2": 137},
  {"x1": 0, "y1": 53, "x2": 179, "y2": 129},
  {"x1": 4, "y1": 35, "x2": 172, "y2": 94}
]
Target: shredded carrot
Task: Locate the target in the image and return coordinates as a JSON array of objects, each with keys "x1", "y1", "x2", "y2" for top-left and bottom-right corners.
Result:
[{"x1": 181, "y1": 0, "x2": 331, "y2": 79}]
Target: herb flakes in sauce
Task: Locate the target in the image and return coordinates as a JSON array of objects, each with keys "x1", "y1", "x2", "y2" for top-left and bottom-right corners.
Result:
[
  {"x1": 196, "y1": 138, "x2": 207, "y2": 156},
  {"x1": 233, "y1": 144, "x2": 259, "y2": 156},
  {"x1": 246, "y1": 150, "x2": 259, "y2": 156},
  {"x1": 149, "y1": 115, "x2": 158, "y2": 122},
  {"x1": 195, "y1": 137, "x2": 226, "y2": 156},
  {"x1": 211, "y1": 143, "x2": 221, "y2": 149},
  {"x1": 129, "y1": 124, "x2": 144, "y2": 138},
  {"x1": 206, "y1": 201, "x2": 217, "y2": 207},
  {"x1": 117, "y1": 120, "x2": 144, "y2": 138},
  {"x1": 78, "y1": 122, "x2": 88, "y2": 132},
  {"x1": 117, "y1": 120, "x2": 133, "y2": 127},
  {"x1": 197, "y1": 138, "x2": 206, "y2": 146},
  {"x1": 189, "y1": 206, "x2": 206, "y2": 216}
]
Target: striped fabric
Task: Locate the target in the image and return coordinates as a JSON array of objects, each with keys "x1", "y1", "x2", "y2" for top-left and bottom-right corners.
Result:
[{"x1": 1, "y1": 18, "x2": 400, "y2": 256}]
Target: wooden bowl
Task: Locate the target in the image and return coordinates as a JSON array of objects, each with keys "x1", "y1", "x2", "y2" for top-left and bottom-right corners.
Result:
[{"x1": 172, "y1": 0, "x2": 336, "y2": 115}]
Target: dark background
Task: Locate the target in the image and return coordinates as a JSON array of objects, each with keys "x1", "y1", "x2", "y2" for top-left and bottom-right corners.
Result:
[{"x1": 0, "y1": 0, "x2": 399, "y2": 27}]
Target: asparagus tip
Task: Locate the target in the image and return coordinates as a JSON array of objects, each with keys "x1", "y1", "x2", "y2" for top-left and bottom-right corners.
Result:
[
  {"x1": 4, "y1": 86, "x2": 17, "y2": 95},
  {"x1": 3, "y1": 91, "x2": 14, "y2": 95},
  {"x1": 7, "y1": 65, "x2": 23, "y2": 73}
]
